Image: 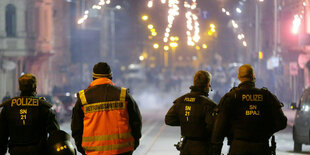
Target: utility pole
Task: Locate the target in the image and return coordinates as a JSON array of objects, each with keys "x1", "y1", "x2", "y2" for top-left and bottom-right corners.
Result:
[
  {"x1": 110, "y1": 10, "x2": 116, "y2": 64},
  {"x1": 255, "y1": 2, "x2": 259, "y2": 57},
  {"x1": 274, "y1": 0, "x2": 278, "y2": 56},
  {"x1": 255, "y1": 1, "x2": 262, "y2": 76}
]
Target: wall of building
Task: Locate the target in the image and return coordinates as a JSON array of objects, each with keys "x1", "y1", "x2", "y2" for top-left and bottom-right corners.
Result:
[
  {"x1": 0, "y1": 0, "x2": 72, "y2": 99},
  {"x1": 0, "y1": 0, "x2": 28, "y2": 99}
]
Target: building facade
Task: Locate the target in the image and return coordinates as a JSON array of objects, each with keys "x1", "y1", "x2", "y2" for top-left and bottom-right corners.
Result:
[{"x1": 0, "y1": 0, "x2": 71, "y2": 99}]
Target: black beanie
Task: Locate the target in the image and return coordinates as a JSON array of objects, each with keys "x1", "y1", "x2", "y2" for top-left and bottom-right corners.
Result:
[{"x1": 92, "y1": 62, "x2": 112, "y2": 79}]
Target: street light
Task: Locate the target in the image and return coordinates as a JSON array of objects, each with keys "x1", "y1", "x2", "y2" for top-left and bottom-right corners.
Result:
[
  {"x1": 148, "y1": 24, "x2": 154, "y2": 29},
  {"x1": 243, "y1": 41, "x2": 247, "y2": 47},
  {"x1": 142, "y1": 15, "x2": 148, "y2": 21},
  {"x1": 163, "y1": 45, "x2": 169, "y2": 68},
  {"x1": 164, "y1": 45, "x2": 169, "y2": 51},
  {"x1": 115, "y1": 5, "x2": 121, "y2": 9},
  {"x1": 153, "y1": 43, "x2": 159, "y2": 49},
  {"x1": 139, "y1": 55, "x2": 145, "y2": 61},
  {"x1": 163, "y1": 38, "x2": 168, "y2": 42},
  {"x1": 236, "y1": 8, "x2": 242, "y2": 14},
  {"x1": 148, "y1": 0, "x2": 153, "y2": 8},
  {"x1": 151, "y1": 31, "x2": 157, "y2": 36},
  {"x1": 169, "y1": 42, "x2": 178, "y2": 48}
]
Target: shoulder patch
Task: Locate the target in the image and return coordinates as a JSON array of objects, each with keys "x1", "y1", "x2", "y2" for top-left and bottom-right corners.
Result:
[
  {"x1": 229, "y1": 87, "x2": 237, "y2": 92},
  {"x1": 173, "y1": 94, "x2": 188, "y2": 104},
  {"x1": 39, "y1": 98, "x2": 53, "y2": 108},
  {"x1": 260, "y1": 87, "x2": 272, "y2": 95},
  {"x1": 39, "y1": 97, "x2": 47, "y2": 101}
]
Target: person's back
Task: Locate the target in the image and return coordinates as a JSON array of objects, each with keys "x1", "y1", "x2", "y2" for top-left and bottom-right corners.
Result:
[
  {"x1": 0, "y1": 74, "x2": 60, "y2": 155},
  {"x1": 71, "y1": 62, "x2": 142, "y2": 155},
  {"x1": 165, "y1": 70, "x2": 217, "y2": 155},
  {"x1": 224, "y1": 82, "x2": 285, "y2": 140},
  {"x1": 211, "y1": 64, "x2": 287, "y2": 155}
]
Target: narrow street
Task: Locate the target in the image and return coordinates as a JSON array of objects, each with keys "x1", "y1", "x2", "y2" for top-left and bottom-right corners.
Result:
[{"x1": 61, "y1": 109, "x2": 310, "y2": 155}]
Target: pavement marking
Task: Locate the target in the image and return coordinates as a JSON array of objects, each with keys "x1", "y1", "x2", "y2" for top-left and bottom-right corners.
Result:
[
  {"x1": 140, "y1": 119, "x2": 158, "y2": 141},
  {"x1": 143, "y1": 123, "x2": 167, "y2": 155}
]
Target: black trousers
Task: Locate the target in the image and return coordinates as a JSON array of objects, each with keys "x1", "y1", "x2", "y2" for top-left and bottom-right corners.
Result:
[{"x1": 228, "y1": 140, "x2": 270, "y2": 155}]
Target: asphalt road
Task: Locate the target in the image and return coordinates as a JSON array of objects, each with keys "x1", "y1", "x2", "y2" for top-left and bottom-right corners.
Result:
[{"x1": 60, "y1": 109, "x2": 310, "y2": 155}]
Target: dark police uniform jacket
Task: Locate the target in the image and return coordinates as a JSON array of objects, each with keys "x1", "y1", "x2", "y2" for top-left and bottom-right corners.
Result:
[
  {"x1": 211, "y1": 81, "x2": 287, "y2": 155},
  {"x1": 0, "y1": 92, "x2": 60, "y2": 155},
  {"x1": 165, "y1": 86, "x2": 217, "y2": 155},
  {"x1": 71, "y1": 80, "x2": 142, "y2": 155}
]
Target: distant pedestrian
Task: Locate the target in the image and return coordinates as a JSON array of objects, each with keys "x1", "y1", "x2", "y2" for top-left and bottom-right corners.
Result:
[{"x1": 165, "y1": 70, "x2": 217, "y2": 155}]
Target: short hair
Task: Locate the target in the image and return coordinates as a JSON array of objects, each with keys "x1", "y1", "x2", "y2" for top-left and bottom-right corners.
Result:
[
  {"x1": 19, "y1": 74, "x2": 37, "y2": 92},
  {"x1": 193, "y1": 70, "x2": 212, "y2": 87},
  {"x1": 238, "y1": 64, "x2": 255, "y2": 81}
]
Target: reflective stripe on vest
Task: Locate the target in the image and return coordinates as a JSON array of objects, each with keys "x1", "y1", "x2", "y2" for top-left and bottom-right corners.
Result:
[
  {"x1": 80, "y1": 87, "x2": 134, "y2": 154},
  {"x1": 82, "y1": 141, "x2": 134, "y2": 152},
  {"x1": 120, "y1": 87, "x2": 126, "y2": 102},
  {"x1": 78, "y1": 90, "x2": 88, "y2": 105},
  {"x1": 82, "y1": 132, "x2": 133, "y2": 142}
]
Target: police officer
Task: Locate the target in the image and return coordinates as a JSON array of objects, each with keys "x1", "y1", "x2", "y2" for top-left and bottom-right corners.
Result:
[
  {"x1": 71, "y1": 62, "x2": 142, "y2": 155},
  {"x1": 211, "y1": 64, "x2": 287, "y2": 155},
  {"x1": 165, "y1": 70, "x2": 217, "y2": 155},
  {"x1": 0, "y1": 74, "x2": 60, "y2": 155}
]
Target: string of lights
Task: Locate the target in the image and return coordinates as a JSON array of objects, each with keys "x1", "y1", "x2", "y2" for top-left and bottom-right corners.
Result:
[
  {"x1": 146, "y1": 0, "x2": 200, "y2": 47},
  {"x1": 184, "y1": 0, "x2": 200, "y2": 46},
  {"x1": 291, "y1": 0, "x2": 307, "y2": 34},
  {"x1": 221, "y1": 7, "x2": 247, "y2": 47},
  {"x1": 148, "y1": 0, "x2": 153, "y2": 8},
  {"x1": 77, "y1": 0, "x2": 112, "y2": 24}
]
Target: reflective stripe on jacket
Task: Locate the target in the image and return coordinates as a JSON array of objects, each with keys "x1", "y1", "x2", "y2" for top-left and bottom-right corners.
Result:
[{"x1": 78, "y1": 87, "x2": 134, "y2": 155}]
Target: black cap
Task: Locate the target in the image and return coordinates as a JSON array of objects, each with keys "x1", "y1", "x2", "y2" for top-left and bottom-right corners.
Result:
[{"x1": 92, "y1": 62, "x2": 112, "y2": 79}]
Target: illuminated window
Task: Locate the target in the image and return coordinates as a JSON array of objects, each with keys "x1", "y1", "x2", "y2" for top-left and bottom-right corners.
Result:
[{"x1": 6, "y1": 4, "x2": 17, "y2": 37}]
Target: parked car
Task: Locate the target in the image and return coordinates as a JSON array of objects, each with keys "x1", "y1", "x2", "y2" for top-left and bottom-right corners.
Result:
[{"x1": 290, "y1": 88, "x2": 310, "y2": 152}]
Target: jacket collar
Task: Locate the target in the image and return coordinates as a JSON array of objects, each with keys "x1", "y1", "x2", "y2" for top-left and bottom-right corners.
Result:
[
  {"x1": 238, "y1": 81, "x2": 255, "y2": 89},
  {"x1": 20, "y1": 92, "x2": 36, "y2": 97},
  {"x1": 88, "y1": 78, "x2": 115, "y2": 88},
  {"x1": 190, "y1": 86, "x2": 208, "y2": 96}
]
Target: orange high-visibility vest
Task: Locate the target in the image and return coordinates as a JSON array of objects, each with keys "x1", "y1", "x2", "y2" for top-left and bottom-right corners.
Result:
[{"x1": 78, "y1": 88, "x2": 134, "y2": 155}]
